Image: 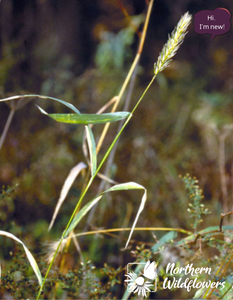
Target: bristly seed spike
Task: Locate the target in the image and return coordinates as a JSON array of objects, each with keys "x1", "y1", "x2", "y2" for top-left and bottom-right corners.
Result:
[{"x1": 154, "y1": 12, "x2": 192, "y2": 76}]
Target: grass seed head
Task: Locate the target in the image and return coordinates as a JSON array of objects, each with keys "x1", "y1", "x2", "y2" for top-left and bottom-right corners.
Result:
[{"x1": 154, "y1": 12, "x2": 192, "y2": 75}]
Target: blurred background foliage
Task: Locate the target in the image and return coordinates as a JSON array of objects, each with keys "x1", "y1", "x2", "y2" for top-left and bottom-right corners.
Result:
[{"x1": 0, "y1": 0, "x2": 233, "y2": 298}]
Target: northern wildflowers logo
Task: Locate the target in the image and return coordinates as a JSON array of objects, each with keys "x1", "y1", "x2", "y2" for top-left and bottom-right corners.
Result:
[
  {"x1": 125, "y1": 261, "x2": 226, "y2": 298},
  {"x1": 125, "y1": 260, "x2": 157, "y2": 297}
]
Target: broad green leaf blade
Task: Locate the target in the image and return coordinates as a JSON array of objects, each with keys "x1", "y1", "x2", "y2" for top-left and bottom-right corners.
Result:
[
  {"x1": 0, "y1": 230, "x2": 42, "y2": 286},
  {"x1": 48, "y1": 162, "x2": 87, "y2": 231},
  {"x1": 176, "y1": 225, "x2": 233, "y2": 246},
  {"x1": 85, "y1": 126, "x2": 97, "y2": 176},
  {"x1": 0, "y1": 94, "x2": 81, "y2": 114},
  {"x1": 217, "y1": 278, "x2": 233, "y2": 299},
  {"x1": 64, "y1": 182, "x2": 147, "y2": 249},
  {"x1": 37, "y1": 106, "x2": 130, "y2": 124},
  {"x1": 193, "y1": 287, "x2": 207, "y2": 299},
  {"x1": 198, "y1": 225, "x2": 233, "y2": 233},
  {"x1": 151, "y1": 231, "x2": 177, "y2": 253}
]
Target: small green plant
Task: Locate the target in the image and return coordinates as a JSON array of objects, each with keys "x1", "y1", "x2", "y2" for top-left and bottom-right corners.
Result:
[
  {"x1": 181, "y1": 174, "x2": 210, "y2": 232},
  {"x1": 0, "y1": 185, "x2": 15, "y2": 226}
]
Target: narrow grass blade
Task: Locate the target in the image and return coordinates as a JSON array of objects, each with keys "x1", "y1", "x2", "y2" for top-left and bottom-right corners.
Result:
[
  {"x1": 125, "y1": 185, "x2": 147, "y2": 249},
  {"x1": 0, "y1": 230, "x2": 42, "y2": 286},
  {"x1": 64, "y1": 195, "x2": 103, "y2": 237},
  {"x1": 97, "y1": 173, "x2": 118, "y2": 185},
  {"x1": 0, "y1": 94, "x2": 81, "y2": 114},
  {"x1": 64, "y1": 182, "x2": 147, "y2": 249},
  {"x1": 85, "y1": 126, "x2": 97, "y2": 176},
  {"x1": 37, "y1": 106, "x2": 130, "y2": 124},
  {"x1": 48, "y1": 162, "x2": 87, "y2": 231}
]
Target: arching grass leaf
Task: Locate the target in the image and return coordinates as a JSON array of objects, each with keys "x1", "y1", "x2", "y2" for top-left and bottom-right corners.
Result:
[
  {"x1": 64, "y1": 182, "x2": 147, "y2": 248},
  {"x1": 0, "y1": 230, "x2": 42, "y2": 286},
  {"x1": 0, "y1": 94, "x2": 81, "y2": 114}
]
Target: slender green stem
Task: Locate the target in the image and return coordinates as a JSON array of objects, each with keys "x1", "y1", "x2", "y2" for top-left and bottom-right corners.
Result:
[
  {"x1": 36, "y1": 74, "x2": 157, "y2": 299},
  {"x1": 131, "y1": 75, "x2": 156, "y2": 114},
  {"x1": 70, "y1": 227, "x2": 193, "y2": 239}
]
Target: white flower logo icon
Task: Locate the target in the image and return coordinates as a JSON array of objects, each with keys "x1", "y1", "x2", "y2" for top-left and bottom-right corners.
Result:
[{"x1": 125, "y1": 260, "x2": 157, "y2": 297}]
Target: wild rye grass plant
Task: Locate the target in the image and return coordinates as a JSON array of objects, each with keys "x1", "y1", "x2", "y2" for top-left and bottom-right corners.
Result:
[{"x1": 0, "y1": 2, "x2": 233, "y2": 299}]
